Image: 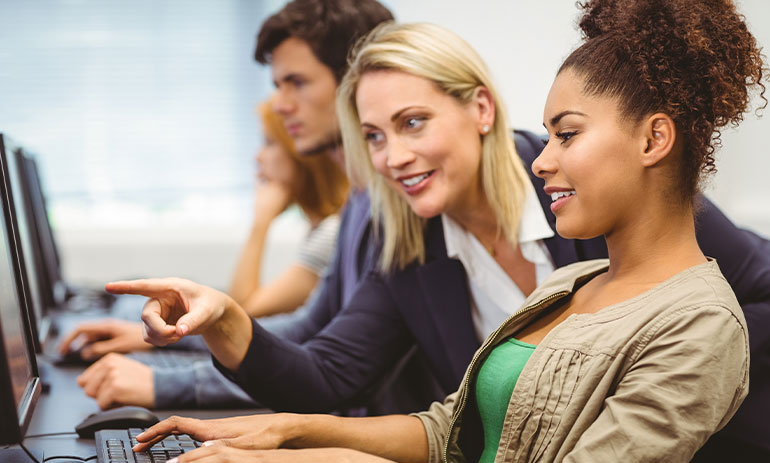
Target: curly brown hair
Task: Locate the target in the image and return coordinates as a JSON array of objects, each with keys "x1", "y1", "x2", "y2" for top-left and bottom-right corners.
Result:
[{"x1": 560, "y1": 0, "x2": 767, "y2": 202}]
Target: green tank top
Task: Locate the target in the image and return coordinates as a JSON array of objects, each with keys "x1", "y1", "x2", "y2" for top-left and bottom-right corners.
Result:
[{"x1": 475, "y1": 337, "x2": 536, "y2": 462}]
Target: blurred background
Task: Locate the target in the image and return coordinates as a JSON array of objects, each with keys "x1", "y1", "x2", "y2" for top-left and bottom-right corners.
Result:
[{"x1": 0, "y1": 0, "x2": 767, "y2": 289}]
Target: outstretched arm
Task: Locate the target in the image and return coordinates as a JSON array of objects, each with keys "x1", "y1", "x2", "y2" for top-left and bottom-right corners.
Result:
[
  {"x1": 107, "y1": 272, "x2": 415, "y2": 413},
  {"x1": 133, "y1": 412, "x2": 428, "y2": 463},
  {"x1": 105, "y1": 278, "x2": 252, "y2": 372}
]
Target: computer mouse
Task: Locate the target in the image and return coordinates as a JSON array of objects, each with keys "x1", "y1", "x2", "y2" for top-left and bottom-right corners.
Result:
[
  {"x1": 53, "y1": 348, "x2": 94, "y2": 367},
  {"x1": 75, "y1": 406, "x2": 159, "y2": 439}
]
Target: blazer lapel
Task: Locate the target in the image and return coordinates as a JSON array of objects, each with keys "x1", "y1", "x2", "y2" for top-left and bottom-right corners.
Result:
[{"x1": 417, "y1": 217, "x2": 480, "y2": 382}]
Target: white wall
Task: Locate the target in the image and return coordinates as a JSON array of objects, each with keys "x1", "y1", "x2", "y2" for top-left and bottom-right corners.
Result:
[{"x1": 59, "y1": 211, "x2": 308, "y2": 290}]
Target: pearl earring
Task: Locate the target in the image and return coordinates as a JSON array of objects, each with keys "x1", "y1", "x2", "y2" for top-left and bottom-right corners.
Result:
[{"x1": 481, "y1": 124, "x2": 490, "y2": 134}]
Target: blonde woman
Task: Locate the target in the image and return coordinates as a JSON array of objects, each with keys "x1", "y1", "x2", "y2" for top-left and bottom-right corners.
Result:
[{"x1": 122, "y1": 12, "x2": 767, "y2": 461}]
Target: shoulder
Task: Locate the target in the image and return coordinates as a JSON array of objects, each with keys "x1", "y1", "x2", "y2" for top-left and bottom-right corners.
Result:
[
  {"x1": 614, "y1": 261, "x2": 748, "y2": 357},
  {"x1": 653, "y1": 260, "x2": 744, "y2": 322},
  {"x1": 309, "y1": 214, "x2": 341, "y2": 237}
]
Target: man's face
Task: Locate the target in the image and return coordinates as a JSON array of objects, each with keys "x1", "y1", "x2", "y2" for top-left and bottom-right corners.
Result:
[{"x1": 271, "y1": 37, "x2": 339, "y2": 155}]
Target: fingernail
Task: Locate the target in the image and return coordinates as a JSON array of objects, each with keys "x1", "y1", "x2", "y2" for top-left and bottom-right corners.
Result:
[
  {"x1": 167, "y1": 459, "x2": 178, "y2": 463},
  {"x1": 202, "y1": 441, "x2": 213, "y2": 447},
  {"x1": 136, "y1": 431, "x2": 146, "y2": 439},
  {"x1": 179, "y1": 324, "x2": 189, "y2": 335}
]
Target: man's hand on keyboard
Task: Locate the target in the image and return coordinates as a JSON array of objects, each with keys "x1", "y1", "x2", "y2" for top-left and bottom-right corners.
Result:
[
  {"x1": 58, "y1": 319, "x2": 152, "y2": 361},
  {"x1": 77, "y1": 353, "x2": 155, "y2": 409}
]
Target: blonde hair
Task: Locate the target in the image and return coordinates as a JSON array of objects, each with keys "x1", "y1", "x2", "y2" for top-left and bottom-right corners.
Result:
[
  {"x1": 337, "y1": 22, "x2": 531, "y2": 271},
  {"x1": 258, "y1": 101, "x2": 349, "y2": 219}
]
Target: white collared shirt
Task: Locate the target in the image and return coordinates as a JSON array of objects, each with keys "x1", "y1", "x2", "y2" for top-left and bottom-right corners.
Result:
[{"x1": 443, "y1": 183, "x2": 556, "y2": 342}]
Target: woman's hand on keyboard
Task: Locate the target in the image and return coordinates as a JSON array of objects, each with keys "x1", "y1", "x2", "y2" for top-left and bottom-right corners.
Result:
[
  {"x1": 106, "y1": 278, "x2": 252, "y2": 371},
  {"x1": 133, "y1": 413, "x2": 293, "y2": 452},
  {"x1": 134, "y1": 413, "x2": 424, "y2": 462}
]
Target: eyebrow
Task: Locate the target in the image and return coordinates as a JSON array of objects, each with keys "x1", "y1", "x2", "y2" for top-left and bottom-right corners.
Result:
[
  {"x1": 360, "y1": 105, "x2": 428, "y2": 128},
  {"x1": 390, "y1": 106, "x2": 424, "y2": 123},
  {"x1": 273, "y1": 73, "x2": 303, "y2": 87},
  {"x1": 546, "y1": 110, "x2": 588, "y2": 128}
]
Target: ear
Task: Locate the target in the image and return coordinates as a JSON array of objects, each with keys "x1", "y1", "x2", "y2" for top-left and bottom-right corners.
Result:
[
  {"x1": 640, "y1": 113, "x2": 676, "y2": 167},
  {"x1": 471, "y1": 86, "x2": 496, "y2": 134}
]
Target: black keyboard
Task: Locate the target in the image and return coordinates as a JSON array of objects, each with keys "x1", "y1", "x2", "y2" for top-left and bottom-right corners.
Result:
[
  {"x1": 127, "y1": 350, "x2": 209, "y2": 369},
  {"x1": 95, "y1": 428, "x2": 202, "y2": 463}
]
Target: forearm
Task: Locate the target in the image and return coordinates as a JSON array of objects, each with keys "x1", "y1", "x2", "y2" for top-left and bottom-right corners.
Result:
[
  {"x1": 242, "y1": 266, "x2": 318, "y2": 318},
  {"x1": 221, "y1": 287, "x2": 415, "y2": 412},
  {"x1": 286, "y1": 414, "x2": 428, "y2": 463},
  {"x1": 201, "y1": 300, "x2": 253, "y2": 372},
  {"x1": 229, "y1": 218, "x2": 271, "y2": 304}
]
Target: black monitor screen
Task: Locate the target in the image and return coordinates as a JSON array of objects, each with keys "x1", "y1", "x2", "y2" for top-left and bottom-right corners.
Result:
[
  {"x1": 4, "y1": 141, "x2": 47, "y2": 348},
  {"x1": 20, "y1": 152, "x2": 64, "y2": 308},
  {"x1": 0, "y1": 239, "x2": 33, "y2": 408},
  {"x1": 0, "y1": 134, "x2": 40, "y2": 445}
]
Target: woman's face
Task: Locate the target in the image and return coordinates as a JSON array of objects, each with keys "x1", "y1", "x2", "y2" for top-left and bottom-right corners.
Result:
[
  {"x1": 356, "y1": 70, "x2": 493, "y2": 219},
  {"x1": 256, "y1": 125, "x2": 299, "y2": 187},
  {"x1": 533, "y1": 69, "x2": 645, "y2": 240}
]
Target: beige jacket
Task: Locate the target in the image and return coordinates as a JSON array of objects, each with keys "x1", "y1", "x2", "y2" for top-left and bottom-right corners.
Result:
[{"x1": 415, "y1": 259, "x2": 749, "y2": 463}]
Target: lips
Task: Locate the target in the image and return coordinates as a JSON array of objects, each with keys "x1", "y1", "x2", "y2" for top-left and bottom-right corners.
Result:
[
  {"x1": 397, "y1": 170, "x2": 435, "y2": 195},
  {"x1": 550, "y1": 190, "x2": 575, "y2": 201},
  {"x1": 545, "y1": 187, "x2": 576, "y2": 213},
  {"x1": 285, "y1": 122, "x2": 302, "y2": 136}
]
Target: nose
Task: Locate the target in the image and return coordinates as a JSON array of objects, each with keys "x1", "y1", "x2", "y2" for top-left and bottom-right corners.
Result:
[
  {"x1": 532, "y1": 136, "x2": 556, "y2": 179},
  {"x1": 256, "y1": 146, "x2": 266, "y2": 164},
  {"x1": 272, "y1": 87, "x2": 295, "y2": 116},
  {"x1": 385, "y1": 138, "x2": 416, "y2": 170}
]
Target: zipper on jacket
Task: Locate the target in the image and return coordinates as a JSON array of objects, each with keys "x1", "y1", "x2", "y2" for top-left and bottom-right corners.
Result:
[{"x1": 442, "y1": 290, "x2": 569, "y2": 463}]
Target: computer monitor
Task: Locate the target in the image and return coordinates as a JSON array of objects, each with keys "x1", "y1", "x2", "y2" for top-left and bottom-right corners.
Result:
[
  {"x1": 0, "y1": 137, "x2": 49, "y2": 349},
  {"x1": 0, "y1": 136, "x2": 41, "y2": 446},
  {"x1": 18, "y1": 151, "x2": 65, "y2": 310}
]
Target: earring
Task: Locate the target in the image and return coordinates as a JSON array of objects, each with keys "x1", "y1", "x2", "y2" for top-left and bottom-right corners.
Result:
[{"x1": 481, "y1": 124, "x2": 490, "y2": 134}]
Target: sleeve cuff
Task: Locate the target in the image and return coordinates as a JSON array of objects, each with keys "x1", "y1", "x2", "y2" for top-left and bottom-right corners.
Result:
[{"x1": 153, "y1": 367, "x2": 197, "y2": 408}]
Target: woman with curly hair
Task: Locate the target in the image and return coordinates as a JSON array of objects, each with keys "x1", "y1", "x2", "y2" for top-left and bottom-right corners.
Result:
[{"x1": 124, "y1": 0, "x2": 766, "y2": 460}]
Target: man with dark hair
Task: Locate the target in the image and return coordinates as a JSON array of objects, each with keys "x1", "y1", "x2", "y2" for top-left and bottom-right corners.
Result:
[{"x1": 256, "y1": 0, "x2": 393, "y2": 156}]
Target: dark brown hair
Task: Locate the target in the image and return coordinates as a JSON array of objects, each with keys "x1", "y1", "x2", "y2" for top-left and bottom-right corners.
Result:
[
  {"x1": 255, "y1": 0, "x2": 393, "y2": 82},
  {"x1": 560, "y1": 0, "x2": 767, "y2": 202}
]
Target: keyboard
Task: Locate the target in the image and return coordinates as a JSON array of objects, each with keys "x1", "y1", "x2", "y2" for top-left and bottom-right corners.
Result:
[
  {"x1": 127, "y1": 350, "x2": 209, "y2": 369},
  {"x1": 96, "y1": 428, "x2": 201, "y2": 463}
]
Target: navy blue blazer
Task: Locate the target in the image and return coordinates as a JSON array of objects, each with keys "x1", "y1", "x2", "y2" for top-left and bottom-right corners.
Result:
[{"x1": 219, "y1": 130, "x2": 770, "y2": 458}]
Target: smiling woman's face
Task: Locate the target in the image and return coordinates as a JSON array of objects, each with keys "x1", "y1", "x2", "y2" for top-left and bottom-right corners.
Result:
[
  {"x1": 534, "y1": 69, "x2": 646, "y2": 240},
  {"x1": 355, "y1": 70, "x2": 492, "y2": 219}
]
